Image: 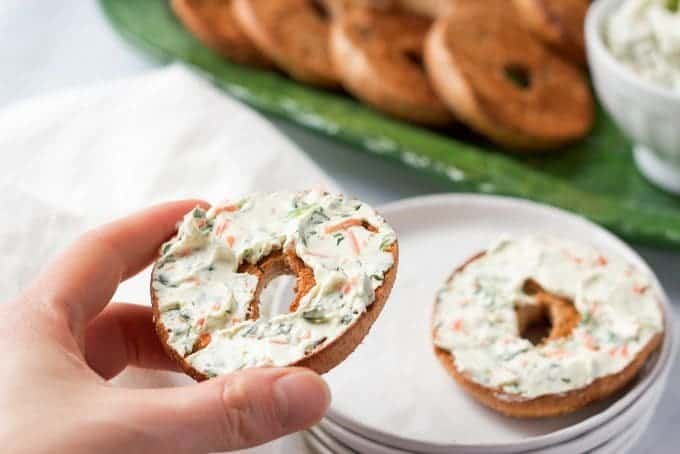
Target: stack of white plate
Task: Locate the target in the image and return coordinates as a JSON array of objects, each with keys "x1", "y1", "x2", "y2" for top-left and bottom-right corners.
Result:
[{"x1": 300, "y1": 194, "x2": 676, "y2": 454}]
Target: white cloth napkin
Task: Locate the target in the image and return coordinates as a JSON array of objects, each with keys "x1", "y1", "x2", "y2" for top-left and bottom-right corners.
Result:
[{"x1": 0, "y1": 64, "x2": 336, "y2": 453}]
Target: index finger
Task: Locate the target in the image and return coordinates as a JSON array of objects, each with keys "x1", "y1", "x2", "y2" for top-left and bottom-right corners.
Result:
[{"x1": 27, "y1": 200, "x2": 208, "y2": 332}]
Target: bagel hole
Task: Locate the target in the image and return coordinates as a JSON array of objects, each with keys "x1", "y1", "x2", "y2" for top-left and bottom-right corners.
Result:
[
  {"x1": 504, "y1": 63, "x2": 532, "y2": 90},
  {"x1": 517, "y1": 279, "x2": 580, "y2": 345},
  {"x1": 404, "y1": 50, "x2": 424, "y2": 69},
  {"x1": 258, "y1": 274, "x2": 297, "y2": 320},
  {"x1": 309, "y1": 0, "x2": 330, "y2": 20},
  {"x1": 517, "y1": 304, "x2": 552, "y2": 346}
]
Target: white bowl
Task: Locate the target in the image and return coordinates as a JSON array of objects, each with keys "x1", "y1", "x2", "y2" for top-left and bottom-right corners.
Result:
[{"x1": 586, "y1": 0, "x2": 680, "y2": 195}]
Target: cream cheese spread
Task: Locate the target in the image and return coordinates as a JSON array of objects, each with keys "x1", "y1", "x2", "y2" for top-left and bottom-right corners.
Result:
[
  {"x1": 607, "y1": 0, "x2": 680, "y2": 91},
  {"x1": 152, "y1": 190, "x2": 396, "y2": 377},
  {"x1": 433, "y1": 236, "x2": 664, "y2": 399}
]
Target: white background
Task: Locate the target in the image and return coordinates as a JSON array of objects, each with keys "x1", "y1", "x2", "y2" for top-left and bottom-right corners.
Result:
[{"x1": 1, "y1": 1, "x2": 678, "y2": 452}]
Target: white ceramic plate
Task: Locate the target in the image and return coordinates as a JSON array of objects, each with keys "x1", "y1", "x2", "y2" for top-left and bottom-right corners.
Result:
[
  {"x1": 311, "y1": 374, "x2": 664, "y2": 454},
  {"x1": 316, "y1": 378, "x2": 659, "y2": 454},
  {"x1": 305, "y1": 427, "x2": 356, "y2": 454},
  {"x1": 587, "y1": 400, "x2": 656, "y2": 454},
  {"x1": 322, "y1": 194, "x2": 674, "y2": 452}
]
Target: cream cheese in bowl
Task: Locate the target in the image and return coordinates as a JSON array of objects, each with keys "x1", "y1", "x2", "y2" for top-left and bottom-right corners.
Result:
[
  {"x1": 587, "y1": 0, "x2": 680, "y2": 195},
  {"x1": 606, "y1": 0, "x2": 680, "y2": 92}
]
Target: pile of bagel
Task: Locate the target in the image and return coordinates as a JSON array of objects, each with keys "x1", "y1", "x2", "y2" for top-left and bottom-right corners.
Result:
[{"x1": 172, "y1": 0, "x2": 594, "y2": 151}]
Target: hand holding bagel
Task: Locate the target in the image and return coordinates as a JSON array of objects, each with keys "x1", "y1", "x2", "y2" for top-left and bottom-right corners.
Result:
[{"x1": 0, "y1": 201, "x2": 330, "y2": 454}]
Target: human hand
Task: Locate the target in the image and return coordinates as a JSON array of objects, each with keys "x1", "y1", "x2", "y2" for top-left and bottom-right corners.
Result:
[{"x1": 0, "y1": 201, "x2": 330, "y2": 454}]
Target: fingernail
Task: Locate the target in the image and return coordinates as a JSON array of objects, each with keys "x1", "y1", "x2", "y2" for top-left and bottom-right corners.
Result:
[{"x1": 274, "y1": 371, "x2": 330, "y2": 430}]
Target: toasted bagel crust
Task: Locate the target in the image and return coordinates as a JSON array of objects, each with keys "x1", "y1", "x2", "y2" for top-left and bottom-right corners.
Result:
[
  {"x1": 233, "y1": 0, "x2": 340, "y2": 87},
  {"x1": 513, "y1": 0, "x2": 589, "y2": 65},
  {"x1": 171, "y1": 0, "x2": 272, "y2": 67},
  {"x1": 330, "y1": 8, "x2": 454, "y2": 126},
  {"x1": 433, "y1": 252, "x2": 664, "y2": 418},
  {"x1": 434, "y1": 335, "x2": 662, "y2": 418},
  {"x1": 424, "y1": 0, "x2": 593, "y2": 151},
  {"x1": 397, "y1": 0, "x2": 453, "y2": 18},
  {"x1": 153, "y1": 243, "x2": 398, "y2": 381}
]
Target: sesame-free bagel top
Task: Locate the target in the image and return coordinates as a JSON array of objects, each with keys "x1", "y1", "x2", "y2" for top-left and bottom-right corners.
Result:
[
  {"x1": 152, "y1": 191, "x2": 397, "y2": 378},
  {"x1": 433, "y1": 236, "x2": 664, "y2": 400}
]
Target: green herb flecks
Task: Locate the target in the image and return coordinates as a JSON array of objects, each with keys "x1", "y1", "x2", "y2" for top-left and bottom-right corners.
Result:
[
  {"x1": 305, "y1": 336, "x2": 328, "y2": 354},
  {"x1": 379, "y1": 238, "x2": 393, "y2": 251},
  {"x1": 309, "y1": 208, "x2": 330, "y2": 225},
  {"x1": 502, "y1": 347, "x2": 529, "y2": 361},
  {"x1": 157, "y1": 274, "x2": 172, "y2": 286},
  {"x1": 288, "y1": 205, "x2": 311, "y2": 218},
  {"x1": 333, "y1": 232, "x2": 345, "y2": 245},
  {"x1": 200, "y1": 219, "x2": 214, "y2": 233},
  {"x1": 302, "y1": 307, "x2": 330, "y2": 324},
  {"x1": 667, "y1": 0, "x2": 679, "y2": 12},
  {"x1": 581, "y1": 312, "x2": 592, "y2": 324}
]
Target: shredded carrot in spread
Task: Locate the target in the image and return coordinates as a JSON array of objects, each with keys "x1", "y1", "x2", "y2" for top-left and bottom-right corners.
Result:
[
  {"x1": 305, "y1": 250, "x2": 330, "y2": 258},
  {"x1": 213, "y1": 204, "x2": 239, "y2": 215},
  {"x1": 214, "y1": 219, "x2": 230, "y2": 237},
  {"x1": 325, "y1": 218, "x2": 364, "y2": 234},
  {"x1": 633, "y1": 284, "x2": 648, "y2": 294},
  {"x1": 269, "y1": 338, "x2": 289, "y2": 345},
  {"x1": 348, "y1": 230, "x2": 361, "y2": 255},
  {"x1": 452, "y1": 319, "x2": 464, "y2": 332},
  {"x1": 226, "y1": 236, "x2": 235, "y2": 247},
  {"x1": 597, "y1": 256, "x2": 608, "y2": 266},
  {"x1": 342, "y1": 276, "x2": 358, "y2": 295},
  {"x1": 546, "y1": 349, "x2": 567, "y2": 358},
  {"x1": 583, "y1": 333, "x2": 598, "y2": 351}
]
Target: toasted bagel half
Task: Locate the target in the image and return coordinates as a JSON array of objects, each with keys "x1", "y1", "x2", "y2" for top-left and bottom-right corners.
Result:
[
  {"x1": 331, "y1": 8, "x2": 454, "y2": 126},
  {"x1": 513, "y1": 0, "x2": 589, "y2": 65},
  {"x1": 233, "y1": 0, "x2": 340, "y2": 87},
  {"x1": 171, "y1": 0, "x2": 272, "y2": 67},
  {"x1": 424, "y1": 0, "x2": 593, "y2": 151}
]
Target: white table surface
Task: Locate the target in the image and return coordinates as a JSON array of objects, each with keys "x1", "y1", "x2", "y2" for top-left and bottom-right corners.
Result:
[{"x1": 2, "y1": 2, "x2": 677, "y2": 453}]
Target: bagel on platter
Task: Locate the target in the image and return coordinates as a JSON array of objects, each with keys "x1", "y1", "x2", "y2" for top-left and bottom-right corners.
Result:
[
  {"x1": 424, "y1": 0, "x2": 593, "y2": 151},
  {"x1": 171, "y1": 0, "x2": 272, "y2": 67},
  {"x1": 432, "y1": 236, "x2": 664, "y2": 418},
  {"x1": 233, "y1": 0, "x2": 340, "y2": 87},
  {"x1": 513, "y1": 0, "x2": 589, "y2": 65},
  {"x1": 152, "y1": 190, "x2": 398, "y2": 380},
  {"x1": 330, "y1": 8, "x2": 454, "y2": 126},
  {"x1": 396, "y1": 0, "x2": 453, "y2": 18}
]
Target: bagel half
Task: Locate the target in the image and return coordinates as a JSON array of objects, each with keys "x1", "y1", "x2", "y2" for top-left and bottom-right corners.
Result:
[
  {"x1": 152, "y1": 192, "x2": 398, "y2": 380},
  {"x1": 513, "y1": 0, "x2": 589, "y2": 65},
  {"x1": 424, "y1": 0, "x2": 593, "y2": 151},
  {"x1": 233, "y1": 0, "x2": 340, "y2": 87},
  {"x1": 432, "y1": 238, "x2": 664, "y2": 418},
  {"x1": 330, "y1": 8, "x2": 454, "y2": 126},
  {"x1": 171, "y1": 0, "x2": 272, "y2": 67},
  {"x1": 396, "y1": 0, "x2": 453, "y2": 18}
]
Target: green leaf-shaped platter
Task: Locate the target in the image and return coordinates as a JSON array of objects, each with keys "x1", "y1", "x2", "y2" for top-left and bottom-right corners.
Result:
[{"x1": 100, "y1": 0, "x2": 680, "y2": 249}]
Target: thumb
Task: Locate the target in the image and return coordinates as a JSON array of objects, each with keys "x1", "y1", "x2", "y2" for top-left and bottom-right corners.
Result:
[{"x1": 116, "y1": 368, "x2": 330, "y2": 453}]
